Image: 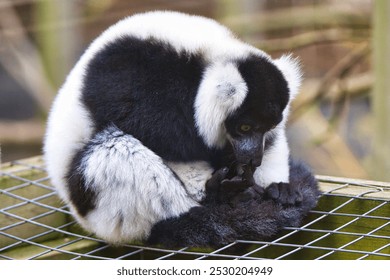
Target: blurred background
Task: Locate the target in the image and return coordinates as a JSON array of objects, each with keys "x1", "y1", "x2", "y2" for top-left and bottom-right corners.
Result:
[{"x1": 0, "y1": 0, "x2": 389, "y2": 181}]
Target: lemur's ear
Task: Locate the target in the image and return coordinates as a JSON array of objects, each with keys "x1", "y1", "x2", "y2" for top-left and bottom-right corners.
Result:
[{"x1": 273, "y1": 54, "x2": 303, "y2": 100}]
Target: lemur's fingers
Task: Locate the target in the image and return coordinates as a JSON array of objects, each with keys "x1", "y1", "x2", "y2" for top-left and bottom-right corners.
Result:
[{"x1": 206, "y1": 167, "x2": 229, "y2": 191}]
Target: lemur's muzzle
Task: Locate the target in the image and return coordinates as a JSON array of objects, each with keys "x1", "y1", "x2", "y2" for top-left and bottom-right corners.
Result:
[{"x1": 229, "y1": 132, "x2": 264, "y2": 167}]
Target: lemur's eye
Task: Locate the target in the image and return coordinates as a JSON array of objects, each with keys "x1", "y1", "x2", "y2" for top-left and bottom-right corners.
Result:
[{"x1": 240, "y1": 124, "x2": 252, "y2": 132}]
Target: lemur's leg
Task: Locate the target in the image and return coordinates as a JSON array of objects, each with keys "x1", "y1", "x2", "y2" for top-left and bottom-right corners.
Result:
[{"x1": 65, "y1": 126, "x2": 198, "y2": 244}]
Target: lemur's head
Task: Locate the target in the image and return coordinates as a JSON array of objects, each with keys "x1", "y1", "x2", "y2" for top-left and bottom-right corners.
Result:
[{"x1": 195, "y1": 54, "x2": 302, "y2": 167}]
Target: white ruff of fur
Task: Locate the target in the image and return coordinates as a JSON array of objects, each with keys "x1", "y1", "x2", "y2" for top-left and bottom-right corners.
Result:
[{"x1": 273, "y1": 54, "x2": 302, "y2": 100}]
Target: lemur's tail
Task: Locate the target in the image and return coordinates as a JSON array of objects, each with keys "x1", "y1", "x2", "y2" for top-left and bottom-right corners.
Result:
[{"x1": 147, "y1": 159, "x2": 320, "y2": 248}]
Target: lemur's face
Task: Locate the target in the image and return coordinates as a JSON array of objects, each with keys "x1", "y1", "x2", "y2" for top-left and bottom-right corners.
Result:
[
  {"x1": 195, "y1": 53, "x2": 300, "y2": 164},
  {"x1": 224, "y1": 56, "x2": 290, "y2": 167}
]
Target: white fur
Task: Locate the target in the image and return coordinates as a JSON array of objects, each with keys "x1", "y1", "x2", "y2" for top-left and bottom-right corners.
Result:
[
  {"x1": 166, "y1": 161, "x2": 214, "y2": 202},
  {"x1": 254, "y1": 128, "x2": 290, "y2": 187},
  {"x1": 195, "y1": 62, "x2": 248, "y2": 148},
  {"x1": 273, "y1": 54, "x2": 303, "y2": 100}
]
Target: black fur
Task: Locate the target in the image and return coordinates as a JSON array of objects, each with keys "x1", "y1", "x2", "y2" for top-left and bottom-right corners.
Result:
[{"x1": 147, "y1": 159, "x2": 320, "y2": 248}]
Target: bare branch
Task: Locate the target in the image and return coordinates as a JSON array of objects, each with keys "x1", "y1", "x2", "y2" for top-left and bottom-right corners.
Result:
[{"x1": 290, "y1": 43, "x2": 370, "y2": 122}]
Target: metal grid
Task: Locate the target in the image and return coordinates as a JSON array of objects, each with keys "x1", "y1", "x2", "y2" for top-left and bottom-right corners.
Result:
[{"x1": 1, "y1": 157, "x2": 389, "y2": 260}]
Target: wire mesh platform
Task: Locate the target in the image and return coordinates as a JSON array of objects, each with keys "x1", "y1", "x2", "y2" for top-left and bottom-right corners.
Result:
[{"x1": 1, "y1": 157, "x2": 389, "y2": 260}]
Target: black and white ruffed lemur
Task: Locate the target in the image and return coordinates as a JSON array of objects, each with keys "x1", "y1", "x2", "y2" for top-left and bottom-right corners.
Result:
[{"x1": 44, "y1": 11, "x2": 320, "y2": 247}]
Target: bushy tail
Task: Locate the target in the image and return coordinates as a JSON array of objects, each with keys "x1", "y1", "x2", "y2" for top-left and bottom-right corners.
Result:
[{"x1": 147, "y1": 159, "x2": 321, "y2": 247}]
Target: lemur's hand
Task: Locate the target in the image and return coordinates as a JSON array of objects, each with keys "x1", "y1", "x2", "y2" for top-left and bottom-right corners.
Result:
[{"x1": 203, "y1": 164, "x2": 264, "y2": 207}]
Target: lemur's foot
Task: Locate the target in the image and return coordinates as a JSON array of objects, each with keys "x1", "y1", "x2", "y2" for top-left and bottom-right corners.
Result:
[{"x1": 265, "y1": 182, "x2": 303, "y2": 206}]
